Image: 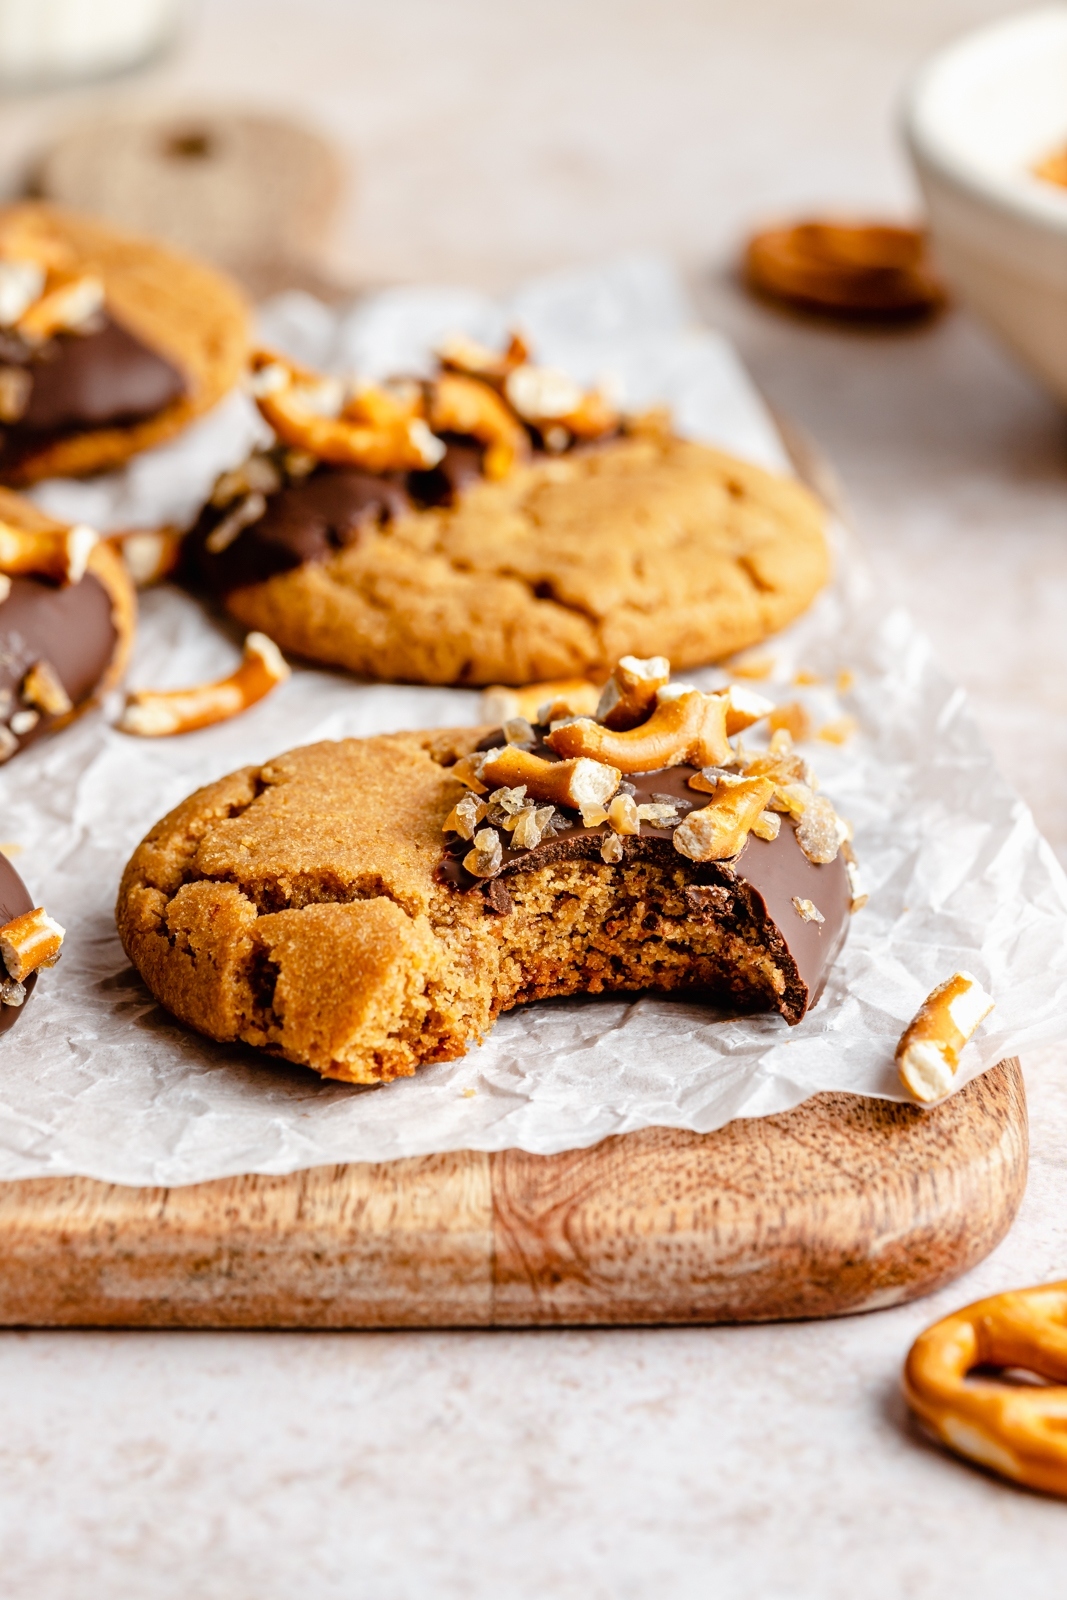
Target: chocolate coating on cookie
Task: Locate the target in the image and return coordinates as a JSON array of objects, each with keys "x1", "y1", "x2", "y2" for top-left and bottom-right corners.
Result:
[
  {"x1": 0, "y1": 853, "x2": 35, "y2": 1034},
  {"x1": 5, "y1": 315, "x2": 186, "y2": 435},
  {"x1": 187, "y1": 466, "x2": 413, "y2": 594},
  {"x1": 0, "y1": 571, "x2": 118, "y2": 759},
  {"x1": 439, "y1": 730, "x2": 850, "y2": 1021}
]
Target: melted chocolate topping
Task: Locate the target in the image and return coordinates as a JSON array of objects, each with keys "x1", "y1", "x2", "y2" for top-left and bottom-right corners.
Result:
[
  {"x1": 0, "y1": 572, "x2": 117, "y2": 759},
  {"x1": 0, "y1": 314, "x2": 186, "y2": 470},
  {"x1": 437, "y1": 730, "x2": 851, "y2": 1021},
  {"x1": 187, "y1": 467, "x2": 413, "y2": 595},
  {"x1": 0, "y1": 852, "x2": 35, "y2": 1036}
]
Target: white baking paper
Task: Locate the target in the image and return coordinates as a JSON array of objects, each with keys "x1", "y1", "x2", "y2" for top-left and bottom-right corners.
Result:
[{"x1": 1, "y1": 256, "x2": 1064, "y2": 1186}]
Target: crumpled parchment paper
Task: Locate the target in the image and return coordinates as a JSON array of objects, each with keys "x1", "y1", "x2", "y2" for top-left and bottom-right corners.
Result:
[{"x1": 0, "y1": 256, "x2": 1061, "y2": 1186}]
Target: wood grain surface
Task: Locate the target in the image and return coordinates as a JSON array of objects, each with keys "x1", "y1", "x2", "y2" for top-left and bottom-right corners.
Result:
[{"x1": 0, "y1": 1060, "x2": 1026, "y2": 1329}]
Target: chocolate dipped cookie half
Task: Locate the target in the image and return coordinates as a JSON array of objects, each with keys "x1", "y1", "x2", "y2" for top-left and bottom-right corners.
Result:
[
  {"x1": 116, "y1": 657, "x2": 859, "y2": 1085},
  {"x1": 0, "y1": 202, "x2": 248, "y2": 484},
  {"x1": 0, "y1": 487, "x2": 135, "y2": 762},
  {"x1": 184, "y1": 338, "x2": 829, "y2": 686}
]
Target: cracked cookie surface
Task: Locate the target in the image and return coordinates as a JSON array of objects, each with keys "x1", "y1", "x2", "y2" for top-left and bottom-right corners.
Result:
[
  {"x1": 116, "y1": 726, "x2": 849, "y2": 1086},
  {"x1": 218, "y1": 434, "x2": 828, "y2": 686}
]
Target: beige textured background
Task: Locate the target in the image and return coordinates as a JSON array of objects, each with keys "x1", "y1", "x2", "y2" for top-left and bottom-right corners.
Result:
[{"x1": 0, "y1": 3, "x2": 1065, "y2": 1595}]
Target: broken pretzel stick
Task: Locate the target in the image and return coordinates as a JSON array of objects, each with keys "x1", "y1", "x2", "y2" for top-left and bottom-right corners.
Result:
[
  {"x1": 596, "y1": 655, "x2": 670, "y2": 731},
  {"x1": 547, "y1": 691, "x2": 731, "y2": 774},
  {"x1": 250, "y1": 351, "x2": 445, "y2": 474},
  {"x1": 107, "y1": 526, "x2": 183, "y2": 588},
  {"x1": 672, "y1": 776, "x2": 776, "y2": 863},
  {"x1": 118, "y1": 632, "x2": 290, "y2": 737},
  {"x1": 0, "y1": 905, "x2": 64, "y2": 984},
  {"x1": 896, "y1": 971, "x2": 995, "y2": 1104},
  {"x1": 0, "y1": 518, "x2": 97, "y2": 585},
  {"x1": 428, "y1": 372, "x2": 530, "y2": 480},
  {"x1": 479, "y1": 745, "x2": 620, "y2": 810},
  {"x1": 903, "y1": 1280, "x2": 1067, "y2": 1498},
  {"x1": 479, "y1": 677, "x2": 601, "y2": 726}
]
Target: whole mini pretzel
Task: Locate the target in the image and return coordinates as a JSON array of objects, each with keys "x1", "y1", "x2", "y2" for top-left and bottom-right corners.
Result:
[{"x1": 904, "y1": 1281, "x2": 1067, "y2": 1497}]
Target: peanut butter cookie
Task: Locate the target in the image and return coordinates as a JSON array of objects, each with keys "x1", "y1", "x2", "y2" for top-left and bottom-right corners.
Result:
[
  {"x1": 0, "y1": 202, "x2": 248, "y2": 484},
  {"x1": 188, "y1": 418, "x2": 829, "y2": 686},
  {"x1": 117, "y1": 659, "x2": 854, "y2": 1085}
]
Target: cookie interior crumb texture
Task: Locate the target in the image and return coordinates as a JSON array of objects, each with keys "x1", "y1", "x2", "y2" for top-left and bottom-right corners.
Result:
[
  {"x1": 116, "y1": 729, "x2": 850, "y2": 1085},
  {"x1": 0, "y1": 202, "x2": 249, "y2": 484},
  {"x1": 216, "y1": 435, "x2": 828, "y2": 685}
]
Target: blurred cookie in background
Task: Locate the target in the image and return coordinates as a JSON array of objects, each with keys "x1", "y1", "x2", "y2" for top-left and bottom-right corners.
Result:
[
  {"x1": 744, "y1": 219, "x2": 946, "y2": 321},
  {"x1": 32, "y1": 107, "x2": 348, "y2": 301},
  {"x1": 0, "y1": 202, "x2": 249, "y2": 484}
]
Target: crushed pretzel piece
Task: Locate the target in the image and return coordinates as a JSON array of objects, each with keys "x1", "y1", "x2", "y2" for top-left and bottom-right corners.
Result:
[
  {"x1": 118, "y1": 633, "x2": 290, "y2": 737},
  {"x1": 0, "y1": 519, "x2": 97, "y2": 585},
  {"x1": 451, "y1": 748, "x2": 501, "y2": 794},
  {"x1": 672, "y1": 776, "x2": 776, "y2": 863},
  {"x1": 836, "y1": 668, "x2": 855, "y2": 694},
  {"x1": 0, "y1": 574, "x2": 10, "y2": 603},
  {"x1": 251, "y1": 351, "x2": 445, "y2": 473},
  {"x1": 479, "y1": 678, "x2": 601, "y2": 726},
  {"x1": 109, "y1": 526, "x2": 184, "y2": 588},
  {"x1": 751, "y1": 809, "x2": 781, "y2": 841},
  {"x1": 600, "y1": 833, "x2": 624, "y2": 864},
  {"x1": 0, "y1": 904, "x2": 64, "y2": 983},
  {"x1": 721, "y1": 683, "x2": 774, "y2": 735},
  {"x1": 437, "y1": 330, "x2": 529, "y2": 379},
  {"x1": 428, "y1": 372, "x2": 530, "y2": 479},
  {"x1": 730, "y1": 652, "x2": 775, "y2": 680},
  {"x1": 480, "y1": 745, "x2": 620, "y2": 811},
  {"x1": 769, "y1": 701, "x2": 812, "y2": 742},
  {"x1": 503, "y1": 716, "x2": 536, "y2": 747},
  {"x1": 21, "y1": 659, "x2": 72, "y2": 717},
  {"x1": 596, "y1": 655, "x2": 670, "y2": 731},
  {"x1": 0, "y1": 727, "x2": 16, "y2": 763},
  {"x1": 0, "y1": 259, "x2": 45, "y2": 326},
  {"x1": 818, "y1": 716, "x2": 858, "y2": 745},
  {"x1": 546, "y1": 691, "x2": 731, "y2": 774},
  {"x1": 464, "y1": 828, "x2": 503, "y2": 878},
  {"x1": 791, "y1": 897, "x2": 824, "y2": 924},
  {"x1": 0, "y1": 976, "x2": 25, "y2": 1006},
  {"x1": 16, "y1": 271, "x2": 105, "y2": 344},
  {"x1": 769, "y1": 781, "x2": 814, "y2": 818},
  {"x1": 205, "y1": 492, "x2": 267, "y2": 555},
  {"x1": 504, "y1": 365, "x2": 618, "y2": 441},
  {"x1": 794, "y1": 669, "x2": 822, "y2": 686},
  {"x1": 896, "y1": 972, "x2": 994, "y2": 1104}
]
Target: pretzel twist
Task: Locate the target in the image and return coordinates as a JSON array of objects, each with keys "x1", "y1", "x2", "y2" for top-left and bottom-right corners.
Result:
[
  {"x1": 545, "y1": 691, "x2": 731, "y2": 774},
  {"x1": 903, "y1": 1282, "x2": 1067, "y2": 1497}
]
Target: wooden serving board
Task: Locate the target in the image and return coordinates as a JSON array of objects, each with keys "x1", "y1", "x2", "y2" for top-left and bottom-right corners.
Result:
[{"x1": 0, "y1": 1059, "x2": 1026, "y2": 1328}]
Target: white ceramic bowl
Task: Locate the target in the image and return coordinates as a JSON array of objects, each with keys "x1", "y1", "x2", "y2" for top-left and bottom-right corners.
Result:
[{"x1": 904, "y1": 5, "x2": 1067, "y2": 403}]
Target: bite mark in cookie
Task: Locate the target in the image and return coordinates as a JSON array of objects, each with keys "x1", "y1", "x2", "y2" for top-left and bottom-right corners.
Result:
[{"x1": 116, "y1": 659, "x2": 857, "y2": 1085}]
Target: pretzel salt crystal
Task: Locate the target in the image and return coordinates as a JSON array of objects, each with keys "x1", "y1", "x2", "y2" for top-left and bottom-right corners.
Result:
[
  {"x1": 0, "y1": 905, "x2": 64, "y2": 983},
  {"x1": 0, "y1": 519, "x2": 97, "y2": 585},
  {"x1": 546, "y1": 691, "x2": 731, "y2": 774},
  {"x1": 896, "y1": 972, "x2": 995, "y2": 1103},
  {"x1": 904, "y1": 1281, "x2": 1067, "y2": 1497},
  {"x1": 118, "y1": 633, "x2": 290, "y2": 737}
]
